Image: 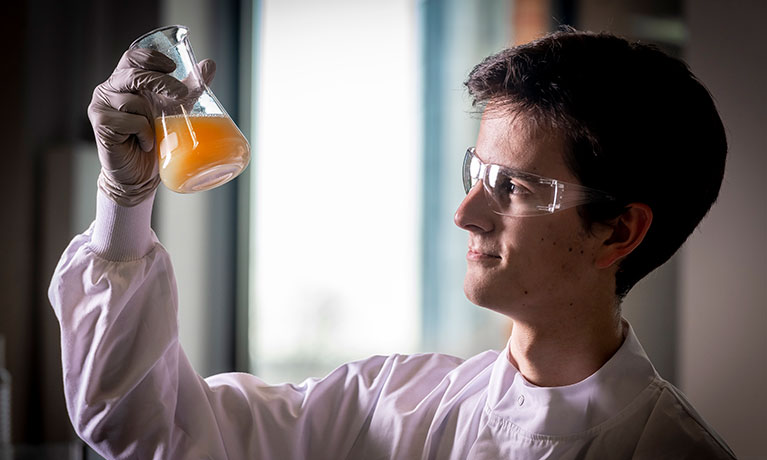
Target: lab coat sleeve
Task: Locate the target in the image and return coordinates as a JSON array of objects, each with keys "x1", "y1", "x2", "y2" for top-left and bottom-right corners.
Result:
[{"x1": 48, "y1": 191, "x2": 390, "y2": 460}]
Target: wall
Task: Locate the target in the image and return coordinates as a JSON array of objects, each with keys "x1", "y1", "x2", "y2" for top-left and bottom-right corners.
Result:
[{"x1": 680, "y1": 1, "x2": 767, "y2": 458}]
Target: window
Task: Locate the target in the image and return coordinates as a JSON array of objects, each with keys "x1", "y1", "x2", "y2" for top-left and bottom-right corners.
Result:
[{"x1": 252, "y1": 0, "x2": 422, "y2": 382}]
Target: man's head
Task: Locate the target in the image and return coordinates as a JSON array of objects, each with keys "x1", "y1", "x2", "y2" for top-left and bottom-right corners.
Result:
[{"x1": 459, "y1": 28, "x2": 727, "y2": 302}]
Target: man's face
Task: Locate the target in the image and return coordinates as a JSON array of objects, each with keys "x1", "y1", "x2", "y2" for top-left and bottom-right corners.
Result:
[{"x1": 454, "y1": 111, "x2": 606, "y2": 320}]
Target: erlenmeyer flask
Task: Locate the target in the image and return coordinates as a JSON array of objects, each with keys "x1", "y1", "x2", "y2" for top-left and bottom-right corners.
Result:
[{"x1": 131, "y1": 25, "x2": 250, "y2": 193}]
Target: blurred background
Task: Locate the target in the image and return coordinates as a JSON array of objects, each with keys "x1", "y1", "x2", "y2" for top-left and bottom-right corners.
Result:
[{"x1": 1, "y1": 0, "x2": 764, "y2": 458}]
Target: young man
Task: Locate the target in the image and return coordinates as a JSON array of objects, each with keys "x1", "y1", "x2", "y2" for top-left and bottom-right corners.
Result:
[{"x1": 50, "y1": 29, "x2": 734, "y2": 459}]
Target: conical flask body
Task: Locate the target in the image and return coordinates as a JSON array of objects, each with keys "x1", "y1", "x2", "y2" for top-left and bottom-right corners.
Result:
[{"x1": 131, "y1": 25, "x2": 250, "y2": 193}]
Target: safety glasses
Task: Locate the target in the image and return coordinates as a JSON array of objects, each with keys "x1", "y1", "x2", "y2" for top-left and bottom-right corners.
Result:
[{"x1": 462, "y1": 147, "x2": 616, "y2": 217}]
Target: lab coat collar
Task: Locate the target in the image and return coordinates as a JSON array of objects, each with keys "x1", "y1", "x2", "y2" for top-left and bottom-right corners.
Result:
[{"x1": 485, "y1": 320, "x2": 658, "y2": 436}]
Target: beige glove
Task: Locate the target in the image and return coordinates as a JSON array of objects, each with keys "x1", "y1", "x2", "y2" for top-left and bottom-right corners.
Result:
[{"x1": 88, "y1": 48, "x2": 216, "y2": 206}]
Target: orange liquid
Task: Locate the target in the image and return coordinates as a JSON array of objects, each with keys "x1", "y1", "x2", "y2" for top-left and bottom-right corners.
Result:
[{"x1": 155, "y1": 114, "x2": 250, "y2": 193}]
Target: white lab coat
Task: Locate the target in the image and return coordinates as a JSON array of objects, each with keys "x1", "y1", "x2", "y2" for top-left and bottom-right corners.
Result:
[{"x1": 48, "y1": 192, "x2": 736, "y2": 460}]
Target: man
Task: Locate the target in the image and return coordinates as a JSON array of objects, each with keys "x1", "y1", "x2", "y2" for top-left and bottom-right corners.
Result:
[{"x1": 50, "y1": 29, "x2": 734, "y2": 459}]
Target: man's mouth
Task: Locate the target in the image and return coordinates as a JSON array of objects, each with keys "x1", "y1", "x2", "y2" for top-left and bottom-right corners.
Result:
[{"x1": 467, "y1": 247, "x2": 502, "y2": 261}]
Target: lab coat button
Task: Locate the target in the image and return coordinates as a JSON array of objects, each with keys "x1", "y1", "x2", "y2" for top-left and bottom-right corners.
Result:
[{"x1": 517, "y1": 394, "x2": 525, "y2": 406}]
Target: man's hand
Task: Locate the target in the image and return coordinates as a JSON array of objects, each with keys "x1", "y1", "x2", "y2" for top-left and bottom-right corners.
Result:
[{"x1": 88, "y1": 48, "x2": 216, "y2": 206}]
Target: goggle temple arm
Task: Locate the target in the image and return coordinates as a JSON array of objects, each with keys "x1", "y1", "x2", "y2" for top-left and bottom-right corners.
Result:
[
  {"x1": 541, "y1": 180, "x2": 618, "y2": 213},
  {"x1": 535, "y1": 179, "x2": 562, "y2": 213}
]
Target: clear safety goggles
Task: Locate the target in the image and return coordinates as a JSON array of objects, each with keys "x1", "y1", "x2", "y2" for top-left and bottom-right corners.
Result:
[{"x1": 462, "y1": 147, "x2": 616, "y2": 217}]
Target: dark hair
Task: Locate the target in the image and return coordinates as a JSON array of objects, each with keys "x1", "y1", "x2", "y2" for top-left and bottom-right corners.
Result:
[{"x1": 465, "y1": 28, "x2": 727, "y2": 298}]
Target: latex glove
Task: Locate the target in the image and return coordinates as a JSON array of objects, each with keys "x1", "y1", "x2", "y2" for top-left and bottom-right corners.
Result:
[{"x1": 88, "y1": 48, "x2": 216, "y2": 207}]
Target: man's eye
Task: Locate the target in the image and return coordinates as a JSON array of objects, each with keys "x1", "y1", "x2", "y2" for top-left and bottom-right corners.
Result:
[{"x1": 497, "y1": 176, "x2": 526, "y2": 195}]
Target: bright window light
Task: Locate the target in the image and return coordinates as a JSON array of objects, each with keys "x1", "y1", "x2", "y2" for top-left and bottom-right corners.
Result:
[{"x1": 251, "y1": 0, "x2": 422, "y2": 383}]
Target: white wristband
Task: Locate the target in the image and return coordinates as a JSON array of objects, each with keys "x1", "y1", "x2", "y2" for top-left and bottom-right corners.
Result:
[{"x1": 90, "y1": 188, "x2": 156, "y2": 261}]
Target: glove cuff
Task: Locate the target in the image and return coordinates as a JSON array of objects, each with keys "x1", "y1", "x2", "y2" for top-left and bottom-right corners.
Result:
[
  {"x1": 98, "y1": 169, "x2": 161, "y2": 208},
  {"x1": 91, "y1": 187, "x2": 156, "y2": 261}
]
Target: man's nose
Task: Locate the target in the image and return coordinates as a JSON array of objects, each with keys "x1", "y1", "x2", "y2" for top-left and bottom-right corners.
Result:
[{"x1": 454, "y1": 181, "x2": 494, "y2": 233}]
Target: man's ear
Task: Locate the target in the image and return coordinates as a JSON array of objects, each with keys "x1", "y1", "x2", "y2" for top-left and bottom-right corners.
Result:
[{"x1": 595, "y1": 204, "x2": 653, "y2": 269}]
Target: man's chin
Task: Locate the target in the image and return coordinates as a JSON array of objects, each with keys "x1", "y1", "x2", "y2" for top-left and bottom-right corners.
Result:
[
  {"x1": 464, "y1": 276, "x2": 500, "y2": 309},
  {"x1": 463, "y1": 274, "x2": 524, "y2": 317}
]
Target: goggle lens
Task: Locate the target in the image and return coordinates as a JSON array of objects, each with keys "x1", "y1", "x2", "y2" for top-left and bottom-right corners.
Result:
[{"x1": 461, "y1": 147, "x2": 616, "y2": 217}]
